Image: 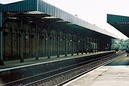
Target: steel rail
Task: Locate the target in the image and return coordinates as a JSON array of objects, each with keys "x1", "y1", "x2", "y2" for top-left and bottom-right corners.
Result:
[
  {"x1": 25, "y1": 53, "x2": 117, "y2": 86},
  {"x1": 4, "y1": 53, "x2": 105, "y2": 85}
]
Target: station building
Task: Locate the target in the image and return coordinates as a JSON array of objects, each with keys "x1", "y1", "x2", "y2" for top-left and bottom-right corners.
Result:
[{"x1": 0, "y1": 0, "x2": 114, "y2": 65}]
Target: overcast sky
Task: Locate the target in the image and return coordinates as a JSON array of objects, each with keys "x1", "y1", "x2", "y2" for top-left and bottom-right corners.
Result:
[{"x1": 1, "y1": 0, "x2": 129, "y2": 40}]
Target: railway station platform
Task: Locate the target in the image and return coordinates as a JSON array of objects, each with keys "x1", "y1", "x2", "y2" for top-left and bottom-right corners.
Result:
[
  {"x1": 64, "y1": 53, "x2": 129, "y2": 86},
  {"x1": 0, "y1": 51, "x2": 111, "y2": 69}
]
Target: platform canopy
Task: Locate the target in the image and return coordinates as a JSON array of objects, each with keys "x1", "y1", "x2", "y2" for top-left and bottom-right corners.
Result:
[
  {"x1": 107, "y1": 14, "x2": 129, "y2": 38},
  {"x1": 0, "y1": 0, "x2": 115, "y2": 38}
]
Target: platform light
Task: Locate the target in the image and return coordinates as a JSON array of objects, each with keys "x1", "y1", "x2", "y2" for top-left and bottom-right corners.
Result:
[
  {"x1": 25, "y1": 11, "x2": 45, "y2": 14},
  {"x1": 43, "y1": 16, "x2": 58, "y2": 19},
  {"x1": 29, "y1": 21, "x2": 33, "y2": 23},
  {"x1": 25, "y1": 35, "x2": 29, "y2": 40},
  {"x1": 46, "y1": 38, "x2": 48, "y2": 40},
  {"x1": 8, "y1": 17, "x2": 17, "y2": 20},
  {"x1": 60, "y1": 39, "x2": 63, "y2": 41}
]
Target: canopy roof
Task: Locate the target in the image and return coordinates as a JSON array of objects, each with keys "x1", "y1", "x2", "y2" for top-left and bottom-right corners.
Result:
[
  {"x1": 107, "y1": 14, "x2": 129, "y2": 38},
  {"x1": 0, "y1": 0, "x2": 115, "y2": 38}
]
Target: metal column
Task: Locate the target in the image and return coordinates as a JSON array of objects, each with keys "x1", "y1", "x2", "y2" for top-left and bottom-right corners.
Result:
[
  {"x1": 20, "y1": 20, "x2": 24, "y2": 62},
  {"x1": 35, "y1": 24, "x2": 39, "y2": 60},
  {"x1": 0, "y1": 13, "x2": 4, "y2": 65}
]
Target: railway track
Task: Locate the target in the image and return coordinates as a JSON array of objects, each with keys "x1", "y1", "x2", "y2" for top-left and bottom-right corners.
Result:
[
  {"x1": 26, "y1": 52, "x2": 121, "y2": 86},
  {"x1": 0, "y1": 51, "x2": 122, "y2": 86}
]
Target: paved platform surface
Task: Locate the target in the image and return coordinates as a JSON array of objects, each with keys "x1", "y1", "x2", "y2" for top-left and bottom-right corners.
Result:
[{"x1": 64, "y1": 53, "x2": 129, "y2": 86}]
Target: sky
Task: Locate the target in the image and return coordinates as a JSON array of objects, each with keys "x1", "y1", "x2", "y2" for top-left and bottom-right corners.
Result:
[{"x1": 0, "y1": 0, "x2": 129, "y2": 40}]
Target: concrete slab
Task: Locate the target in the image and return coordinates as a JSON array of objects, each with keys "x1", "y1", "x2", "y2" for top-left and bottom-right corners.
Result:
[{"x1": 64, "y1": 54, "x2": 129, "y2": 86}]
